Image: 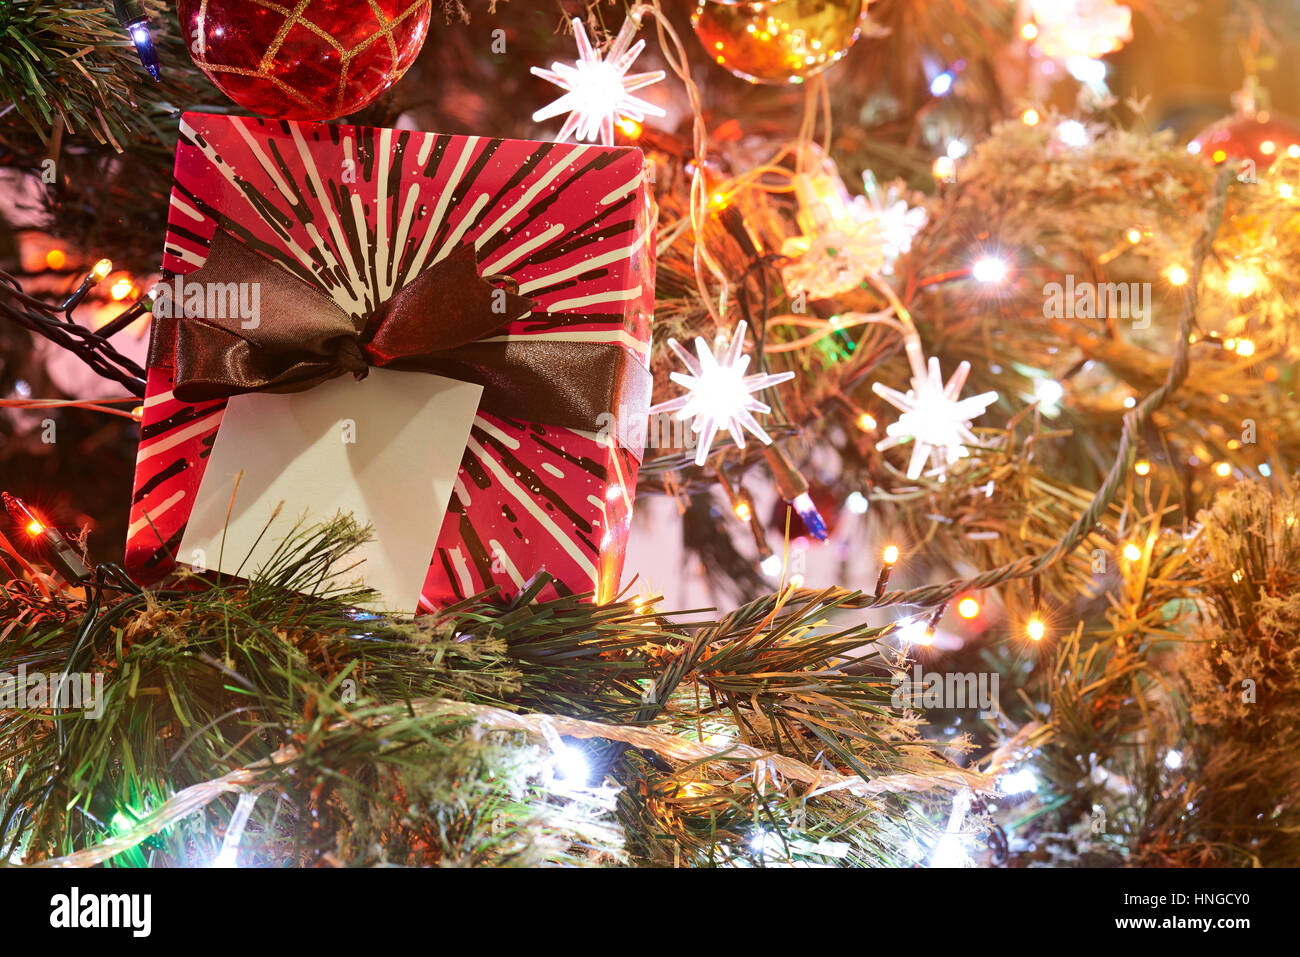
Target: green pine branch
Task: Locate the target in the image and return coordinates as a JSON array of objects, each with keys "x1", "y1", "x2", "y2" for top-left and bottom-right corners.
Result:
[
  {"x1": 1, "y1": 515, "x2": 969, "y2": 867},
  {"x1": 0, "y1": 0, "x2": 209, "y2": 152}
]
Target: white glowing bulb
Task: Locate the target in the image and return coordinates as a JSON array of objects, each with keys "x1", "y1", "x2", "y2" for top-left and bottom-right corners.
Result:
[
  {"x1": 551, "y1": 744, "x2": 590, "y2": 788},
  {"x1": 1164, "y1": 750, "x2": 1183, "y2": 770},
  {"x1": 972, "y1": 256, "x2": 1008, "y2": 283},
  {"x1": 651, "y1": 320, "x2": 794, "y2": 466},
  {"x1": 1065, "y1": 56, "x2": 1106, "y2": 85},
  {"x1": 1057, "y1": 119, "x2": 1090, "y2": 148},
  {"x1": 846, "y1": 491, "x2": 870, "y2": 514},
  {"x1": 873, "y1": 355, "x2": 999, "y2": 480},
  {"x1": 930, "y1": 790, "x2": 973, "y2": 868},
  {"x1": 531, "y1": 18, "x2": 666, "y2": 146},
  {"x1": 761, "y1": 554, "x2": 785, "y2": 577},
  {"x1": 931, "y1": 833, "x2": 969, "y2": 867},
  {"x1": 210, "y1": 791, "x2": 259, "y2": 868},
  {"x1": 211, "y1": 846, "x2": 239, "y2": 868},
  {"x1": 900, "y1": 618, "x2": 933, "y2": 646},
  {"x1": 1034, "y1": 378, "x2": 1065, "y2": 410},
  {"x1": 999, "y1": 767, "x2": 1039, "y2": 795}
]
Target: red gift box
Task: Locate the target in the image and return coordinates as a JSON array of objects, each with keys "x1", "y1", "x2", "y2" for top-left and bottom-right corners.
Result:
[{"x1": 126, "y1": 112, "x2": 653, "y2": 607}]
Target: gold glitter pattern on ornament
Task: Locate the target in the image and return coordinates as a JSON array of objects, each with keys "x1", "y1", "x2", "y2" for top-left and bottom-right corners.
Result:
[
  {"x1": 190, "y1": 0, "x2": 430, "y2": 114},
  {"x1": 691, "y1": 0, "x2": 866, "y2": 85}
]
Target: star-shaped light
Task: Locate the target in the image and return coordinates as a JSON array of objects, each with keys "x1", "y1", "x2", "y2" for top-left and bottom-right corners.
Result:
[
  {"x1": 858, "y1": 172, "x2": 928, "y2": 274},
  {"x1": 780, "y1": 164, "x2": 928, "y2": 298},
  {"x1": 651, "y1": 321, "x2": 794, "y2": 466},
  {"x1": 531, "y1": 17, "x2": 666, "y2": 146},
  {"x1": 872, "y1": 352, "x2": 998, "y2": 480}
]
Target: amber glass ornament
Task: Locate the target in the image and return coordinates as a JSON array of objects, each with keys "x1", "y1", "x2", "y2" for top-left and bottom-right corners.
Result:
[
  {"x1": 691, "y1": 0, "x2": 866, "y2": 85},
  {"x1": 177, "y1": 0, "x2": 431, "y2": 120}
]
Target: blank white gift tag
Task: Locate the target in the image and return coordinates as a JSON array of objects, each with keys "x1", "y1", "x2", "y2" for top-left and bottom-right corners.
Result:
[{"x1": 179, "y1": 368, "x2": 482, "y2": 614}]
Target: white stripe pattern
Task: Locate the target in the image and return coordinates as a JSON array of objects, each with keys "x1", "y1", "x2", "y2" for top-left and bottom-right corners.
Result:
[
  {"x1": 136, "y1": 410, "x2": 222, "y2": 462},
  {"x1": 127, "y1": 490, "x2": 186, "y2": 541},
  {"x1": 466, "y1": 435, "x2": 597, "y2": 579}
]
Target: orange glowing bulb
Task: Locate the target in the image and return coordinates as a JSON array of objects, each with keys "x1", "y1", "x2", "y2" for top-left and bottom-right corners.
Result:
[
  {"x1": 91, "y1": 259, "x2": 113, "y2": 282},
  {"x1": 957, "y1": 597, "x2": 980, "y2": 619},
  {"x1": 110, "y1": 277, "x2": 134, "y2": 301},
  {"x1": 1026, "y1": 616, "x2": 1046, "y2": 641},
  {"x1": 45, "y1": 249, "x2": 67, "y2": 270},
  {"x1": 882, "y1": 544, "x2": 900, "y2": 565},
  {"x1": 26, "y1": 520, "x2": 45, "y2": 537},
  {"x1": 1122, "y1": 542, "x2": 1142, "y2": 562},
  {"x1": 1225, "y1": 271, "x2": 1258, "y2": 297}
]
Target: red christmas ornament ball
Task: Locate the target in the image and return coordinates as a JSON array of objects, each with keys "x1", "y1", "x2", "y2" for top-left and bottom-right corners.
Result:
[
  {"x1": 177, "y1": 0, "x2": 432, "y2": 121},
  {"x1": 1190, "y1": 112, "x2": 1300, "y2": 168}
]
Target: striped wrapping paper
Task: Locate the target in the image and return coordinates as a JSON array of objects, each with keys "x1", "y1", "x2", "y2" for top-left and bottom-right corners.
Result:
[{"x1": 125, "y1": 112, "x2": 654, "y2": 609}]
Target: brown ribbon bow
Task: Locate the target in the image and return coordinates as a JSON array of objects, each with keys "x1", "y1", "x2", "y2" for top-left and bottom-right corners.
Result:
[{"x1": 148, "y1": 229, "x2": 649, "y2": 434}]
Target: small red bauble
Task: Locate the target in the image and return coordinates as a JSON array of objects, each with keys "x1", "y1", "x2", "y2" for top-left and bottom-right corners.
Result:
[
  {"x1": 1190, "y1": 112, "x2": 1300, "y2": 169},
  {"x1": 177, "y1": 0, "x2": 432, "y2": 121}
]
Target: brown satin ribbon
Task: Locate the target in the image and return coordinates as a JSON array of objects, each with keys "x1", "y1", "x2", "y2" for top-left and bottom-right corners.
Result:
[{"x1": 148, "y1": 229, "x2": 650, "y2": 435}]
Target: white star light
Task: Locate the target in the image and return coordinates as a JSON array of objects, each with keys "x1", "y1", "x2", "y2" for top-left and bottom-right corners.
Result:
[
  {"x1": 781, "y1": 167, "x2": 928, "y2": 297},
  {"x1": 531, "y1": 17, "x2": 666, "y2": 147},
  {"x1": 859, "y1": 173, "x2": 928, "y2": 273},
  {"x1": 651, "y1": 321, "x2": 794, "y2": 467},
  {"x1": 872, "y1": 352, "x2": 999, "y2": 480}
]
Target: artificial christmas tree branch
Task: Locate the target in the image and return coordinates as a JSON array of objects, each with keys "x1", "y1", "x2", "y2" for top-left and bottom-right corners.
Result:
[
  {"x1": 31, "y1": 697, "x2": 1043, "y2": 868},
  {"x1": 2, "y1": 516, "x2": 969, "y2": 867},
  {"x1": 0, "y1": 0, "x2": 203, "y2": 149}
]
